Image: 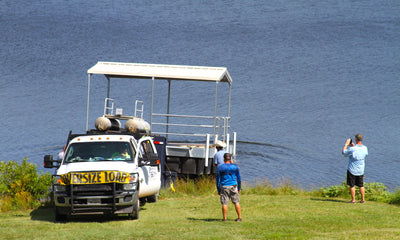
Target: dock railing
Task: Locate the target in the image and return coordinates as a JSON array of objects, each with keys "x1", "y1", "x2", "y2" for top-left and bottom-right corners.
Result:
[
  {"x1": 150, "y1": 113, "x2": 236, "y2": 158},
  {"x1": 151, "y1": 113, "x2": 229, "y2": 139},
  {"x1": 101, "y1": 99, "x2": 236, "y2": 158}
]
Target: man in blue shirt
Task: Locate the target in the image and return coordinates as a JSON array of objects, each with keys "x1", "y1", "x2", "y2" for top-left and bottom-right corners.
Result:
[
  {"x1": 342, "y1": 133, "x2": 368, "y2": 203},
  {"x1": 216, "y1": 153, "x2": 242, "y2": 222}
]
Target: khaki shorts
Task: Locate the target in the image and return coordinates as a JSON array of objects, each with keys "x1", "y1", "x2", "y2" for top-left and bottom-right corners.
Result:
[{"x1": 220, "y1": 185, "x2": 240, "y2": 205}]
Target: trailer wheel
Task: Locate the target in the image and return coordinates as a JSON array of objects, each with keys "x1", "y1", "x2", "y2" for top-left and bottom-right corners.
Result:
[
  {"x1": 55, "y1": 207, "x2": 67, "y2": 222},
  {"x1": 129, "y1": 198, "x2": 139, "y2": 220}
]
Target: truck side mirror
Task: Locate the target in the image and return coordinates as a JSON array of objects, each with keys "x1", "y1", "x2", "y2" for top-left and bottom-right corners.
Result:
[
  {"x1": 149, "y1": 153, "x2": 160, "y2": 166},
  {"x1": 44, "y1": 155, "x2": 56, "y2": 168},
  {"x1": 138, "y1": 157, "x2": 146, "y2": 167}
]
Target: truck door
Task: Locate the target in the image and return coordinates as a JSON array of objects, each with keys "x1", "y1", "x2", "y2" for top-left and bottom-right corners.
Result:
[{"x1": 137, "y1": 138, "x2": 161, "y2": 197}]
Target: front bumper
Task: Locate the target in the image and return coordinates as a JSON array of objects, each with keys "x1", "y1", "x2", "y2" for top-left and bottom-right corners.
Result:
[{"x1": 54, "y1": 183, "x2": 138, "y2": 215}]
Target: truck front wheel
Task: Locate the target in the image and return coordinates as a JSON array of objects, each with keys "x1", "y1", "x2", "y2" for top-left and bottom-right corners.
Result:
[
  {"x1": 55, "y1": 207, "x2": 67, "y2": 222},
  {"x1": 129, "y1": 198, "x2": 140, "y2": 220}
]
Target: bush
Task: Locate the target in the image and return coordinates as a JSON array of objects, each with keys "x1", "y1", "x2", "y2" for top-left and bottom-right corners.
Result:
[
  {"x1": 364, "y1": 182, "x2": 391, "y2": 202},
  {"x1": 0, "y1": 158, "x2": 52, "y2": 211},
  {"x1": 320, "y1": 181, "x2": 349, "y2": 198},
  {"x1": 319, "y1": 181, "x2": 394, "y2": 203},
  {"x1": 388, "y1": 189, "x2": 400, "y2": 205}
]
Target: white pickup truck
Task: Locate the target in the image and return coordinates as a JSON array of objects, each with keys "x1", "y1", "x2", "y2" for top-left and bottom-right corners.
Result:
[{"x1": 44, "y1": 129, "x2": 162, "y2": 221}]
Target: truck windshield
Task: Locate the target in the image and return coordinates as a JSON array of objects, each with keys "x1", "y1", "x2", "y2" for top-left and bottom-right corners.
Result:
[{"x1": 64, "y1": 142, "x2": 134, "y2": 163}]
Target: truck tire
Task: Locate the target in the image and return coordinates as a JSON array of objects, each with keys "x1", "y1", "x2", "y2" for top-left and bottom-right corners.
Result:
[
  {"x1": 129, "y1": 198, "x2": 139, "y2": 220},
  {"x1": 147, "y1": 193, "x2": 158, "y2": 203},
  {"x1": 55, "y1": 207, "x2": 67, "y2": 222},
  {"x1": 139, "y1": 197, "x2": 146, "y2": 207}
]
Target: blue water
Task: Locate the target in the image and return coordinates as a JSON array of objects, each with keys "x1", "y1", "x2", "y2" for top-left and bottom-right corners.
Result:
[{"x1": 1, "y1": 0, "x2": 399, "y2": 189}]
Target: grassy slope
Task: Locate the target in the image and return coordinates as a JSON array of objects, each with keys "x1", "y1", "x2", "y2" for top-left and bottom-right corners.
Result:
[{"x1": 1, "y1": 194, "x2": 400, "y2": 240}]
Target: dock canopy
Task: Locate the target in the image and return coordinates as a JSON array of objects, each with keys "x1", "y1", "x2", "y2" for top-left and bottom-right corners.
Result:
[
  {"x1": 85, "y1": 61, "x2": 234, "y2": 153},
  {"x1": 87, "y1": 61, "x2": 232, "y2": 84}
]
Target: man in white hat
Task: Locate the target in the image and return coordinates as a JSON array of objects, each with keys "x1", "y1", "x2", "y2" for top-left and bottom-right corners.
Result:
[{"x1": 214, "y1": 140, "x2": 227, "y2": 167}]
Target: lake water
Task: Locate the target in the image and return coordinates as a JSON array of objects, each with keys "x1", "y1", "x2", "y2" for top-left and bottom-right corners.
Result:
[{"x1": 1, "y1": 0, "x2": 399, "y2": 190}]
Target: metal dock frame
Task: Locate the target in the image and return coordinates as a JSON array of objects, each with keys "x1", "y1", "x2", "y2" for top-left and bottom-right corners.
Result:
[{"x1": 85, "y1": 62, "x2": 237, "y2": 170}]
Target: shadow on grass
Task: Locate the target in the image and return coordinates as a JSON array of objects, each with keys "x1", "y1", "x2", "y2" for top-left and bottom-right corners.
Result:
[
  {"x1": 187, "y1": 217, "x2": 221, "y2": 222},
  {"x1": 30, "y1": 206, "x2": 146, "y2": 223},
  {"x1": 310, "y1": 198, "x2": 348, "y2": 203},
  {"x1": 30, "y1": 206, "x2": 54, "y2": 222}
]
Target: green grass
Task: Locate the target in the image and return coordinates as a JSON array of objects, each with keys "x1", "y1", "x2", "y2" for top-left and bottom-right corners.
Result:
[
  {"x1": 1, "y1": 194, "x2": 400, "y2": 239},
  {"x1": 2, "y1": 174, "x2": 400, "y2": 239}
]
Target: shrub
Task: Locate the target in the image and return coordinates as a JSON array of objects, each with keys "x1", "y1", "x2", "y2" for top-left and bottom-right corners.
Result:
[
  {"x1": 319, "y1": 181, "x2": 393, "y2": 203},
  {"x1": 388, "y1": 189, "x2": 400, "y2": 205},
  {"x1": 0, "y1": 158, "x2": 52, "y2": 211},
  {"x1": 364, "y1": 182, "x2": 391, "y2": 202},
  {"x1": 320, "y1": 181, "x2": 349, "y2": 198}
]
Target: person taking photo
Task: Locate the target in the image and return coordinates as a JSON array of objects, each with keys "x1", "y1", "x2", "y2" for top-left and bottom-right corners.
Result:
[{"x1": 342, "y1": 133, "x2": 368, "y2": 203}]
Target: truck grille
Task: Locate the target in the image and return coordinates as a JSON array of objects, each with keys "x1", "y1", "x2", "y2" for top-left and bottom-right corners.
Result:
[{"x1": 68, "y1": 183, "x2": 121, "y2": 196}]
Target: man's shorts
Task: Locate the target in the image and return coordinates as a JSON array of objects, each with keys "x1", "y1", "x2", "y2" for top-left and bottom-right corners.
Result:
[
  {"x1": 347, "y1": 170, "x2": 364, "y2": 187},
  {"x1": 220, "y1": 185, "x2": 240, "y2": 205}
]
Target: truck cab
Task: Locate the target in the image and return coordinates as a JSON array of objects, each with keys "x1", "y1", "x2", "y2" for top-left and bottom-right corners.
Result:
[{"x1": 44, "y1": 130, "x2": 161, "y2": 221}]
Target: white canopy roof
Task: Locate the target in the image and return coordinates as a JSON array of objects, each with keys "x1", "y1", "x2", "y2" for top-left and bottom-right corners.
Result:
[{"x1": 87, "y1": 61, "x2": 232, "y2": 84}]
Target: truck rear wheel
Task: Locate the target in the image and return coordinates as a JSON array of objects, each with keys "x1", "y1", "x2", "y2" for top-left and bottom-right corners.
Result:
[
  {"x1": 129, "y1": 198, "x2": 139, "y2": 220},
  {"x1": 147, "y1": 193, "x2": 158, "y2": 203}
]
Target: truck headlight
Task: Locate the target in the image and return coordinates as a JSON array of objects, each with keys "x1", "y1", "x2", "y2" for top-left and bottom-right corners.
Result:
[
  {"x1": 54, "y1": 176, "x2": 66, "y2": 192},
  {"x1": 54, "y1": 184, "x2": 66, "y2": 192},
  {"x1": 122, "y1": 173, "x2": 138, "y2": 190},
  {"x1": 122, "y1": 183, "x2": 137, "y2": 190}
]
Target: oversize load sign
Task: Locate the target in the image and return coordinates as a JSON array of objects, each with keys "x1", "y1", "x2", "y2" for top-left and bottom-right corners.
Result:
[{"x1": 60, "y1": 171, "x2": 129, "y2": 185}]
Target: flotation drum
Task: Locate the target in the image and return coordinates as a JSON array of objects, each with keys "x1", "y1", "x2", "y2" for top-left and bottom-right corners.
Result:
[
  {"x1": 95, "y1": 117, "x2": 111, "y2": 131},
  {"x1": 125, "y1": 118, "x2": 151, "y2": 134}
]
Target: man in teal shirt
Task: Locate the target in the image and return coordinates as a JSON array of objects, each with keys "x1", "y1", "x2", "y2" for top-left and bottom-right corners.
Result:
[
  {"x1": 216, "y1": 153, "x2": 242, "y2": 222},
  {"x1": 342, "y1": 133, "x2": 368, "y2": 203}
]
